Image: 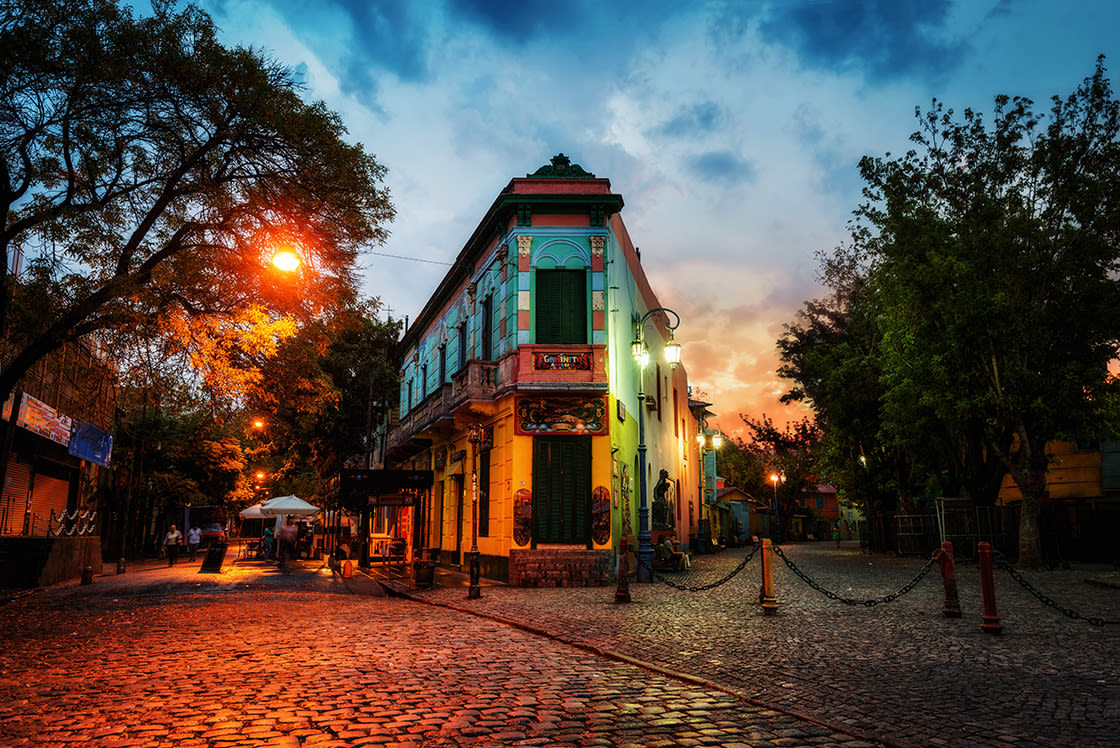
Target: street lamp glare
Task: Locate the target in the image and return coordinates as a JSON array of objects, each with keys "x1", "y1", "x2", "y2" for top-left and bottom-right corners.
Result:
[
  {"x1": 711, "y1": 432, "x2": 723, "y2": 449},
  {"x1": 271, "y1": 248, "x2": 302, "y2": 272},
  {"x1": 770, "y1": 473, "x2": 779, "y2": 484}
]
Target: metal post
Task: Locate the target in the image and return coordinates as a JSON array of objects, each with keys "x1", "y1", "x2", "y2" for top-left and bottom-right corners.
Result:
[
  {"x1": 696, "y1": 445, "x2": 707, "y2": 554},
  {"x1": 938, "y1": 541, "x2": 962, "y2": 618},
  {"x1": 760, "y1": 538, "x2": 778, "y2": 615},
  {"x1": 978, "y1": 541, "x2": 1003, "y2": 634},
  {"x1": 614, "y1": 535, "x2": 631, "y2": 603},
  {"x1": 468, "y1": 424, "x2": 482, "y2": 599},
  {"x1": 636, "y1": 386, "x2": 653, "y2": 583}
]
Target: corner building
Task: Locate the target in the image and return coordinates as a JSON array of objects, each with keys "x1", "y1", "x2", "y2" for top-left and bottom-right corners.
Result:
[{"x1": 385, "y1": 155, "x2": 703, "y2": 586}]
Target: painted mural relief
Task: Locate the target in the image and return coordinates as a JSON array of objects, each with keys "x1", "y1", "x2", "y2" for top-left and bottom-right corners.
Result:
[
  {"x1": 513, "y1": 488, "x2": 532, "y2": 546},
  {"x1": 515, "y1": 396, "x2": 608, "y2": 435},
  {"x1": 592, "y1": 486, "x2": 611, "y2": 545}
]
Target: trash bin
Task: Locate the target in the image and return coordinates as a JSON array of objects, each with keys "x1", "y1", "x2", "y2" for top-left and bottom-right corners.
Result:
[{"x1": 412, "y1": 559, "x2": 435, "y2": 590}]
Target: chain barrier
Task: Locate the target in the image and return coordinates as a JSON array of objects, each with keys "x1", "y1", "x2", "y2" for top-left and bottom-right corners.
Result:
[
  {"x1": 772, "y1": 544, "x2": 942, "y2": 607},
  {"x1": 992, "y1": 551, "x2": 1120, "y2": 627},
  {"x1": 632, "y1": 543, "x2": 759, "y2": 592}
]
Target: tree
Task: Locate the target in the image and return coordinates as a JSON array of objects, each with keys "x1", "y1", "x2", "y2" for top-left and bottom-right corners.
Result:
[
  {"x1": 0, "y1": 0, "x2": 394, "y2": 403},
  {"x1": 245, "y1": 306, "x2": 402, "y2": 498},
  {"x1": 837, "y1": 58, "x2": 1120, "y2": 567},
  {"x1": 738, "y1": 414, "x2": 820, "y2": 541}
]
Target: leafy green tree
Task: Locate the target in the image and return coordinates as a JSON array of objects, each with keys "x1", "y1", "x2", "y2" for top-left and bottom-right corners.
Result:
[
  {"x1": 0, "y1": 0, "x2": 394, "y2": 403},
  {"x1": 246, "y1": 306, "x2": 402, "y2": 500},
  {"x1": 837, "y1": 58, "x2": 1120, "y2": 567}
]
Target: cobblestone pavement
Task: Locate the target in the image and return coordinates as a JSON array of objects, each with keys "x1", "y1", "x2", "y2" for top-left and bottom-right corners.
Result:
[
  {"x1": 399, "y1": 543, "x2": 1120, "y2": 748},
  {"x1": 0, "y1": 554, "x2": 882, "y2": 748}
]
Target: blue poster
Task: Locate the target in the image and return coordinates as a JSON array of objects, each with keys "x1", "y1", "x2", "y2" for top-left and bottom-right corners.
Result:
[{"x1": 68, "y1": 421, "x2": 113, "y2": 467}]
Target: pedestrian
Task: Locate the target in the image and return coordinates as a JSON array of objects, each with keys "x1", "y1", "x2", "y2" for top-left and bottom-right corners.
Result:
[
  {"x1": 262, "y1": 526, "x2": 274, "y2": 561},
  {"x1": 833, "y1": 521, "x2": 841, "y2": 548},
  {"x1": 277, "y1": 518, "x2": 298, "y2": 572},
  {"x1": 186, "y1": 524, "x2": 202, "y2": 561},
  {"x1": 163, "y1": 524, "x2": 183, "y2": 566}
]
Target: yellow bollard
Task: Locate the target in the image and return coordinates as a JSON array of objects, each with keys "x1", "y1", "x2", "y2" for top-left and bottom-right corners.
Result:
[{"x1": 761, "y1": 539, "x2": 779, "y2": 615}]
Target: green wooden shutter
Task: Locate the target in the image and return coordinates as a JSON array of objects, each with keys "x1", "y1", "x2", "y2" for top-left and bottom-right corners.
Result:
[
  {"x1": 536, "y1": 270, "x2": 586, "y2": 344},
  {"x1": 532, "y1": 436, "x2": 591, "y2": 545}
]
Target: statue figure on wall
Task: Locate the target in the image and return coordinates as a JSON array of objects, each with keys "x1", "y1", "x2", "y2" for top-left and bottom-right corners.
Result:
[{"x1": 652, "y1": 469, "x2": 673, "y2": 530}]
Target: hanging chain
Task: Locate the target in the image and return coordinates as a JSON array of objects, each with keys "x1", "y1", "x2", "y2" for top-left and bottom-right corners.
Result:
[
  {"x1": 992, "y1": 551, "x2": 1119, "y2": 627},
  {"x1": 772, "y1": 544, "x2": 941, "y2": 606},
  {"x1": 632, "y1": 543, "x2": 759, "y2": 591}
]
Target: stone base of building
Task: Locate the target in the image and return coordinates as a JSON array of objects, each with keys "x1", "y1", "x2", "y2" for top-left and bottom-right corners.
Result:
[
  {"x1": 509, "y1": 548, "x2": 614, "y2": 587},
  {"x1": 0, "y1": 536, "x2": 102, "y2": 588}
]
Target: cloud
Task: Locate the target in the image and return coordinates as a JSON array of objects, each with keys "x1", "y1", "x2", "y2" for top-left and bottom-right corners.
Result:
[
  {"x1": 650, "y1": 101, "x2": 724, "y2": 138},
  {"x1": 758, "y1": 0, "x2": 969, "y2": 81},
  {"x1": 686, "y1": 150, "x2": 756, "y2": 183}
]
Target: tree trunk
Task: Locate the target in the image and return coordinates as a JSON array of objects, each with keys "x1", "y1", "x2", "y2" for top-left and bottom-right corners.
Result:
[{"x1": 1016, "y1": 466, "x2": 1047, "y2": 569}]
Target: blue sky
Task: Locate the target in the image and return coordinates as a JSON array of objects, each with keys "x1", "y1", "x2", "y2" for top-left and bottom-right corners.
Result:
[{"x1": 194, "y1": 0, "x2": 1119, "y2": 437}]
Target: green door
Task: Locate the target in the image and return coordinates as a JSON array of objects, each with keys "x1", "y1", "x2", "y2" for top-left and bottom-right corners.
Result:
[{"x1": 532, "y1": 436, "x2": 592, "y2": 546}]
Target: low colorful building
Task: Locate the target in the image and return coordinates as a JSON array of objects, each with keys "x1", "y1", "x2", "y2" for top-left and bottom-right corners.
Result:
[{"x1": 383, "y1": 155, "x2": 703, "y2": 585}]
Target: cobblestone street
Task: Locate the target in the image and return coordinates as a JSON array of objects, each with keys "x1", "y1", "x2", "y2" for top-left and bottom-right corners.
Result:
[{"x1": 0, "y1": 542, "x2": 1117, "y2": 748}]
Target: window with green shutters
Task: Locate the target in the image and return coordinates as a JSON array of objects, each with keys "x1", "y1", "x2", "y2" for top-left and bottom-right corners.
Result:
[
  {"x1": 531, "y1": 436, "x2": 592, "y2": 546},
  {"x1": 535, "y1": 269, "x2": 587, "y2": 344}
]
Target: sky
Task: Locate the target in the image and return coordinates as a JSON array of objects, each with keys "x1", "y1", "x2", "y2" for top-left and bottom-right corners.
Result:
[{"x1": 191, "y1": 0, "x2": 1118, "y2": 439}]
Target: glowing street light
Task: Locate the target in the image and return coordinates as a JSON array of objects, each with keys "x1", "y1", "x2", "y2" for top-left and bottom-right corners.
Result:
[
  {"x1": 271, "y1": 246, "x2": 302, "y2": 272},
  {"x1": 631, "y1": 307, "x2": 681, "y2": 582}
]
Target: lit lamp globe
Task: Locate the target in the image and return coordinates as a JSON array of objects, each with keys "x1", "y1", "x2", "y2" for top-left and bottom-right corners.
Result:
[{"x1": 271, "y1": 248, "x2": 302, "y2": 272}]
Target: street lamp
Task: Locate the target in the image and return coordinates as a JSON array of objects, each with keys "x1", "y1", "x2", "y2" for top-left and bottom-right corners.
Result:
[
  {"x1": 696, "y1": 429, "x2": 723, "y2": 553},
  {"x1": 770, "y1": 472, "x2": 783, "y2": 544},
  {"x1": 271, "y1": 245, "x2": 302, "y2": 272},
  {"x1": 467, "y1": 423, "x2": 483, "y2": 599},
  {"x1": 632, "y1": 307, "x2": 681, "y2": 583}
]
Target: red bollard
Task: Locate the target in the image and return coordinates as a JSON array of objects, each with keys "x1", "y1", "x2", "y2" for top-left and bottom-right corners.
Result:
[
  {"x1": 939, "y1": 541, "x2": 962, "y2": 618},
  {"x1": 977, "y1": 542, "x2": 1003, "y2": 634},
  {"x1": 615, "y1": 536, "x2": 631, "y2": 603}
]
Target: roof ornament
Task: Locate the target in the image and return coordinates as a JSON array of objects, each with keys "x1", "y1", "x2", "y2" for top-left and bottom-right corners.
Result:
[{"x1": 528, "y1": 153, "x2": 596, "y2": 178}]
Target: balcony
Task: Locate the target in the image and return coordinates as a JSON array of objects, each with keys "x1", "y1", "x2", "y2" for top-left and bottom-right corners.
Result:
[{"x1": 386, "y1": 345, "x2": 607, "y2": 457}]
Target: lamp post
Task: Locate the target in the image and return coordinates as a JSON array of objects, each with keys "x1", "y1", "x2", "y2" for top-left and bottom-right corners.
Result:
[
  {"x1": 696, "y1": 429, "x2": 722, "y2": 552},
  {"x1": 770, "y1": 472, "x2": 783, "y2": 544},
  {"x1": 467, "y1": 423, "x2": 483, "y2": 599},
  {"x1": 631, "y1": 307, "x2": 681, "y2": 583}
]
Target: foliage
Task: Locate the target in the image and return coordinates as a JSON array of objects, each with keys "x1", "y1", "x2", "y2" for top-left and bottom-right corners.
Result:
[
  {"x1": 245, "y1": 306, "x2": 402, "y2": 501},
  {"x1": 0, "y1": 0, "x2": 394, "y2": 403},
  {"x1": 736, "y1": 413, "x2": 820, "y2": 540},
  {"x1": 786, "y1": 58, "x2": 1120, "y2": 566}
]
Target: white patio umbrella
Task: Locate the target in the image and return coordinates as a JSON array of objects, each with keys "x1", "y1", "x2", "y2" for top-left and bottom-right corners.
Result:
[
  {"x1": 259, "y1": 494, "x2": 320, "y2": 517},
  {"x1": 239, "y1": 502, "x2": 270, "y2": 519}
]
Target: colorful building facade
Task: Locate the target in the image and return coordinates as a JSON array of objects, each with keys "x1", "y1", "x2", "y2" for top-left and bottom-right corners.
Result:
[{"x1": 383, "y1": 155, "x2": 703, "y2": 585}]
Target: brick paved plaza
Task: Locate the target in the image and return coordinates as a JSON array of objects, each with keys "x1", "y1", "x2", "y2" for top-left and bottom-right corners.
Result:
[{"x1": 0, "y1": 542, "x2": 1117, "y2": 747}]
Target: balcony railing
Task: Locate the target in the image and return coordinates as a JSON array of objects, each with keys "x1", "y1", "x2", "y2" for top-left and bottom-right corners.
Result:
[{"x1": 386, "y1": 346, "x2": 607, "y2": 454}]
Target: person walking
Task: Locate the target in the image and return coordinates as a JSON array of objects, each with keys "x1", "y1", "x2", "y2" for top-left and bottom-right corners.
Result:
[
  {"x1": 262, "y1": 526, "x2": 274, "y2": 561},
  {"x1": 186, "y1": 524, "x2": 202, "y2": 562},
  {"x1": 163, "y1": 524, "x2": 183, "y2": 566}
]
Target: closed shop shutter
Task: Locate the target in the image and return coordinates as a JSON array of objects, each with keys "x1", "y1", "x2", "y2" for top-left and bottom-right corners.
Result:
[
  {"x1": 1, "y1": 460, "x2": 31, "y2": 535},
  {"x1": 29, "y1": 473, "x2": 70, "y2": 536}
]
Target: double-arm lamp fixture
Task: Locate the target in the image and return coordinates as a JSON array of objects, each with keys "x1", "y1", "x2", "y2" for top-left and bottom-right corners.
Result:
[{"x1": 631, "y1": 307, "x2": 681, "y2": 583}]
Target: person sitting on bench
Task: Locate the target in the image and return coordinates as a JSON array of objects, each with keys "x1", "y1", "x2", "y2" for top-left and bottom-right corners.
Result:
[{"x1": 660, "y1": 533, "x2": 689, "y2": 571}]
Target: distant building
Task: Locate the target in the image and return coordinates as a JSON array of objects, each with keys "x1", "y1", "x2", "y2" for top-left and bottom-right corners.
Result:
[{"x1": 383, "y1": 155, "x2": 703, "y2": 585}]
